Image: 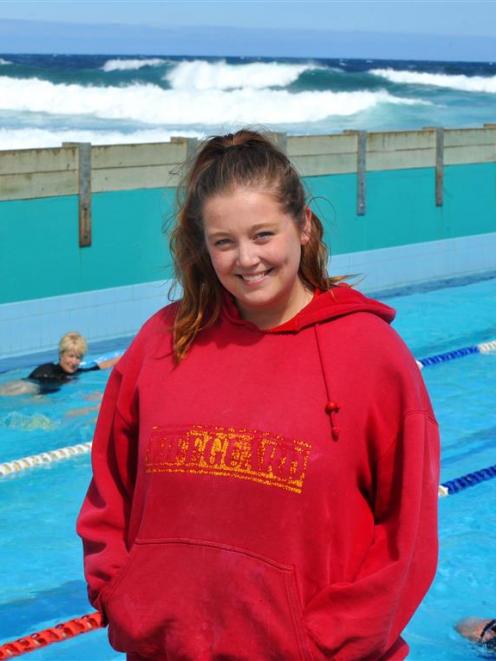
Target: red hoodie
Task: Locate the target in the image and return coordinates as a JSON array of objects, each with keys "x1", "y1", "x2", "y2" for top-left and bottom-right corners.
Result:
[{"x1": 77, "y1": 285, "x2": 440, "y2": 660}]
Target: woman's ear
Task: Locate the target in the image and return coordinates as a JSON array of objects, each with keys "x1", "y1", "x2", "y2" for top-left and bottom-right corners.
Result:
[{"x1": 300, "y1": 207, "x2": 312, "y2": 246}]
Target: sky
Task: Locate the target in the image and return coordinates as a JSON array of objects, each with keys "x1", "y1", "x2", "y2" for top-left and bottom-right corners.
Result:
[{"x1": 0, "y1": 1, "x2": 495, "y2": 60}]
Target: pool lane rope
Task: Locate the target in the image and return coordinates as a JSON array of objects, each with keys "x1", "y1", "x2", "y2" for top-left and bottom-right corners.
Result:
[
  {"x1": 0, "y1": 339, "x2": 494, "y2": 479},
  {"x1": 438, "y1": 464, "x2": 496, "y2": 497},
  {"x1": 417, "y1": 338, "x2": 496, "y2": 369},
  {"x1": 0, "y1": 612, "x2": 103, "y2": 658},
  {"x1": 0, "y1": 441, "x2": 92, "y2": 477},
  {"x1": 2, "y1": 436, "x2": 495, "y2": 500},
  {"x1": 36, "y1": 338, "x2": 496, "y2": 373}
]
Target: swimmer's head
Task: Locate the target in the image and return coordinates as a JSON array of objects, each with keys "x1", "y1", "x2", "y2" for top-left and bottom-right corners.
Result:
[{"x1": 58, "y1": 331, "x2": 87, "y2": 374}]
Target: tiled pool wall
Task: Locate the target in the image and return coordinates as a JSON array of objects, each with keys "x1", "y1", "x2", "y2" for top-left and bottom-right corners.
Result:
[{"x1": 1, "y1": 130, "x2": 495, "y2": 357}]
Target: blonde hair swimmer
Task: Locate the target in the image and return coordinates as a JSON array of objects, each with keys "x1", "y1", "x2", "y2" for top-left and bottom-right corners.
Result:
[{"x1": 0, "y1": 332, "x2": 120, "y2": 396}]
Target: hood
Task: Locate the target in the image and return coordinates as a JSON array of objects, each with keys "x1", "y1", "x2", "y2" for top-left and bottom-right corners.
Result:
[
  {"x1": 222, "y1": 283, "x2": 395, "y2": 332},
  {"x1": 221, "y1": 283, "x2": 396, "y2": 444}
]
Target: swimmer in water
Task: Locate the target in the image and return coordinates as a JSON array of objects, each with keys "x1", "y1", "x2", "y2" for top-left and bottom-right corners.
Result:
[
  {"x1": 456, "y1": 617, "x2": 496, "y2": 651},
  {"x1": 0, "y1": 332, "x2": 120, "y2": 396}
]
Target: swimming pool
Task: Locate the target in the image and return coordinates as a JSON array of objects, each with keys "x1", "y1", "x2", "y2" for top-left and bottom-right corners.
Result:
[{"x1": 1, "y1": 275, "x2": 495, "y2": 659}]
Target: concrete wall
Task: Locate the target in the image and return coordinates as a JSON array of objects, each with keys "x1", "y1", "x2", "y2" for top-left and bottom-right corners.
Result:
[{"x1": 1, "y1": 128, "x2": 495, "y2": 357}]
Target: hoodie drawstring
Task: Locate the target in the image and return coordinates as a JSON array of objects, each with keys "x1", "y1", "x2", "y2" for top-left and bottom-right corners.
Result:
[{"x1": 313, "y1": 325, "x2": 341, "y2": 441}]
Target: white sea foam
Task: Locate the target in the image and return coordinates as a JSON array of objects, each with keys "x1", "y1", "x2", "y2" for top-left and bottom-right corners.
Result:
[
  {"x1": 166, "y1": 59, "x2": 319, "y2": 90},
  {"x1": 0, "y1": 127, "x2": 203, "y2": 150},
  {"x1": 0, "y1": 58, "x2": 12, "y2": 65},
  {"x1": 0, "y1": 77, "x2": 429, "y2": 128},
  {"x1": 371, "y1": 68, "x2": 496, "y2": 94},
  {"x1": 102, "y1": 58, "x2": 168, "y2": 72}
]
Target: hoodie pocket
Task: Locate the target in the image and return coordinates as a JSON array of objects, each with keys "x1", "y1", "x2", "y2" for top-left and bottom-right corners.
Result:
[{"x1": 102, "y1": 537, "x2": 312, "y2": 660}]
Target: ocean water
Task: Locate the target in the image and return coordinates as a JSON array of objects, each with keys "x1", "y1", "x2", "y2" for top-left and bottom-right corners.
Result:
[{"x1": 0, "y1": 53, "x2": 495, "y2": 150}]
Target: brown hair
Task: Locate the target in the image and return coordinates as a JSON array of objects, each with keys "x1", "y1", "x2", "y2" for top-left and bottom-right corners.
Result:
[{"x1": 170, "y1": 129, "x2": 341, "y2": 361}]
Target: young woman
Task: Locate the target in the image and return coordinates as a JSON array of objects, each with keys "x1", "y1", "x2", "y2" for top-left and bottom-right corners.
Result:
[{"x1": 77, "y1": 130, "x2": 440, "y2": 660}]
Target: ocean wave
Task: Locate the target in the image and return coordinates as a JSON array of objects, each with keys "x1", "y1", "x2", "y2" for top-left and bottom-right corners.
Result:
[
  {"x1": 0, "y1": 127, "x2": 204, "y2": 150},
  {"x1": 166, "y1": 59, "x2": 320, "y2": 90},
  {"x1": 0, "y1": 58, "x2": 12, "y2": 65},
  {"x1": 102, "y1": 58, "x2": 168, "y2": 72},
  {"x1": 0, "y1": 77, "x2": 429, "y2": 127},
  {"x1": 371, "y1": 68, "x2": 496, "y2": 94}
]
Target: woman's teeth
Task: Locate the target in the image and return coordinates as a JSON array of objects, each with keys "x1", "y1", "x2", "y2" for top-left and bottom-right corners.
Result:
[{"x1": 240, "y1": 271, "x2": 269, "y2": 282}]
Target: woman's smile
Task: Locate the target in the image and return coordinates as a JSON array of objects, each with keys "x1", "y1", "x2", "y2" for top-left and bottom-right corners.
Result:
[{"x1": 237, "y1": 268, "x2": 273, "y2": 284}]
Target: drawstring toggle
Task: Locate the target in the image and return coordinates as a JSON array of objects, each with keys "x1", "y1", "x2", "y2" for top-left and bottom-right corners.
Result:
[{"x1": 325, "y1": 401, "x2": 341, "y2": 441}]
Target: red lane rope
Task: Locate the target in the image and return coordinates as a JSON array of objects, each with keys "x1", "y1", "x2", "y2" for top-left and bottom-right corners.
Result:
[{"x1": 0, "y1": 612, "x2": 103, "y2": 658}]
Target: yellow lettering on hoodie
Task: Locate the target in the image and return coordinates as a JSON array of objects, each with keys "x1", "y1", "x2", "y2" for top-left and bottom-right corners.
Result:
[{"x1": 145, "y1": 425, "x2": 311, "y2": 494}]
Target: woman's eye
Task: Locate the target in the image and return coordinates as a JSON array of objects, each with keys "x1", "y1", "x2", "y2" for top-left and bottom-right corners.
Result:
[
  {"x1": 255, "y1": 231, "x2": 273, "y2": 241},
  {"x1": 214, "y1": 238, "x2": 232, "y2": 247}
]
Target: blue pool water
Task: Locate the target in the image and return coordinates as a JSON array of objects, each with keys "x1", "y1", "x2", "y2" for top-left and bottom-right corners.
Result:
[{"x1": 1, "y1": 275, "x2": 495, "y2": 660}]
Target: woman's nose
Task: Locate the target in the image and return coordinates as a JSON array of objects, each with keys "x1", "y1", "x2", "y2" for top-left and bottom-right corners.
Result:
[{"x1": 236, "y1": 242, "x2": 259, "y2": 268}]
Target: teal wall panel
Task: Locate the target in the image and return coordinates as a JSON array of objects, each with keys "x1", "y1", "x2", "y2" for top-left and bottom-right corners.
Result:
[
  {"x1": 1, "y1": 196, "x2": 79, "y2": 304},
  {"x1": 1, "y1": 163, "x2": 495, "y2": 304},
  {"x1": 305, "y1": 163, "x2": 496, "y2": 256},
  {"x1": 1, "y1": 188, "x2": 174, "y2": 304},
  {"x1": 443, "y1": 163, "x2": 496, "y2": 237},
  {"x1": 80, "y1": 188, "x2": 173, "y2": 291}
]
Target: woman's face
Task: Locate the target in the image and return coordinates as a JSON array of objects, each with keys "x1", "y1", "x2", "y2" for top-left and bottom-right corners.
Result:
[
  {"x1": 59, "y1": 349, "x2": 82, "y2": 374},
  {"x1": 203, "y1": 187, "x2": 311, "y2": 329}
]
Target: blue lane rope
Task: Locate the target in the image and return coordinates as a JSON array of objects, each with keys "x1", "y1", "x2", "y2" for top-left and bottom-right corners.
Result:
[
  {"x1": 439, "y1": 464, "x2": 496, "y2": 497},
  {"x1": 418, "y1": 338, "x2": 496, "y2": 369},
  {"x1": 79, "y1": 339, "x2": 496, "y2": 372},
  {"x1": 80, "y1": 340, "x2": 496, "y2": 371}
]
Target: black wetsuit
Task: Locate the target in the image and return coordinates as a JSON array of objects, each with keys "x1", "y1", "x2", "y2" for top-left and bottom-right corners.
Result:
[{"x1": 27, "y1": 362, "x2": 99, "y2": 393}]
